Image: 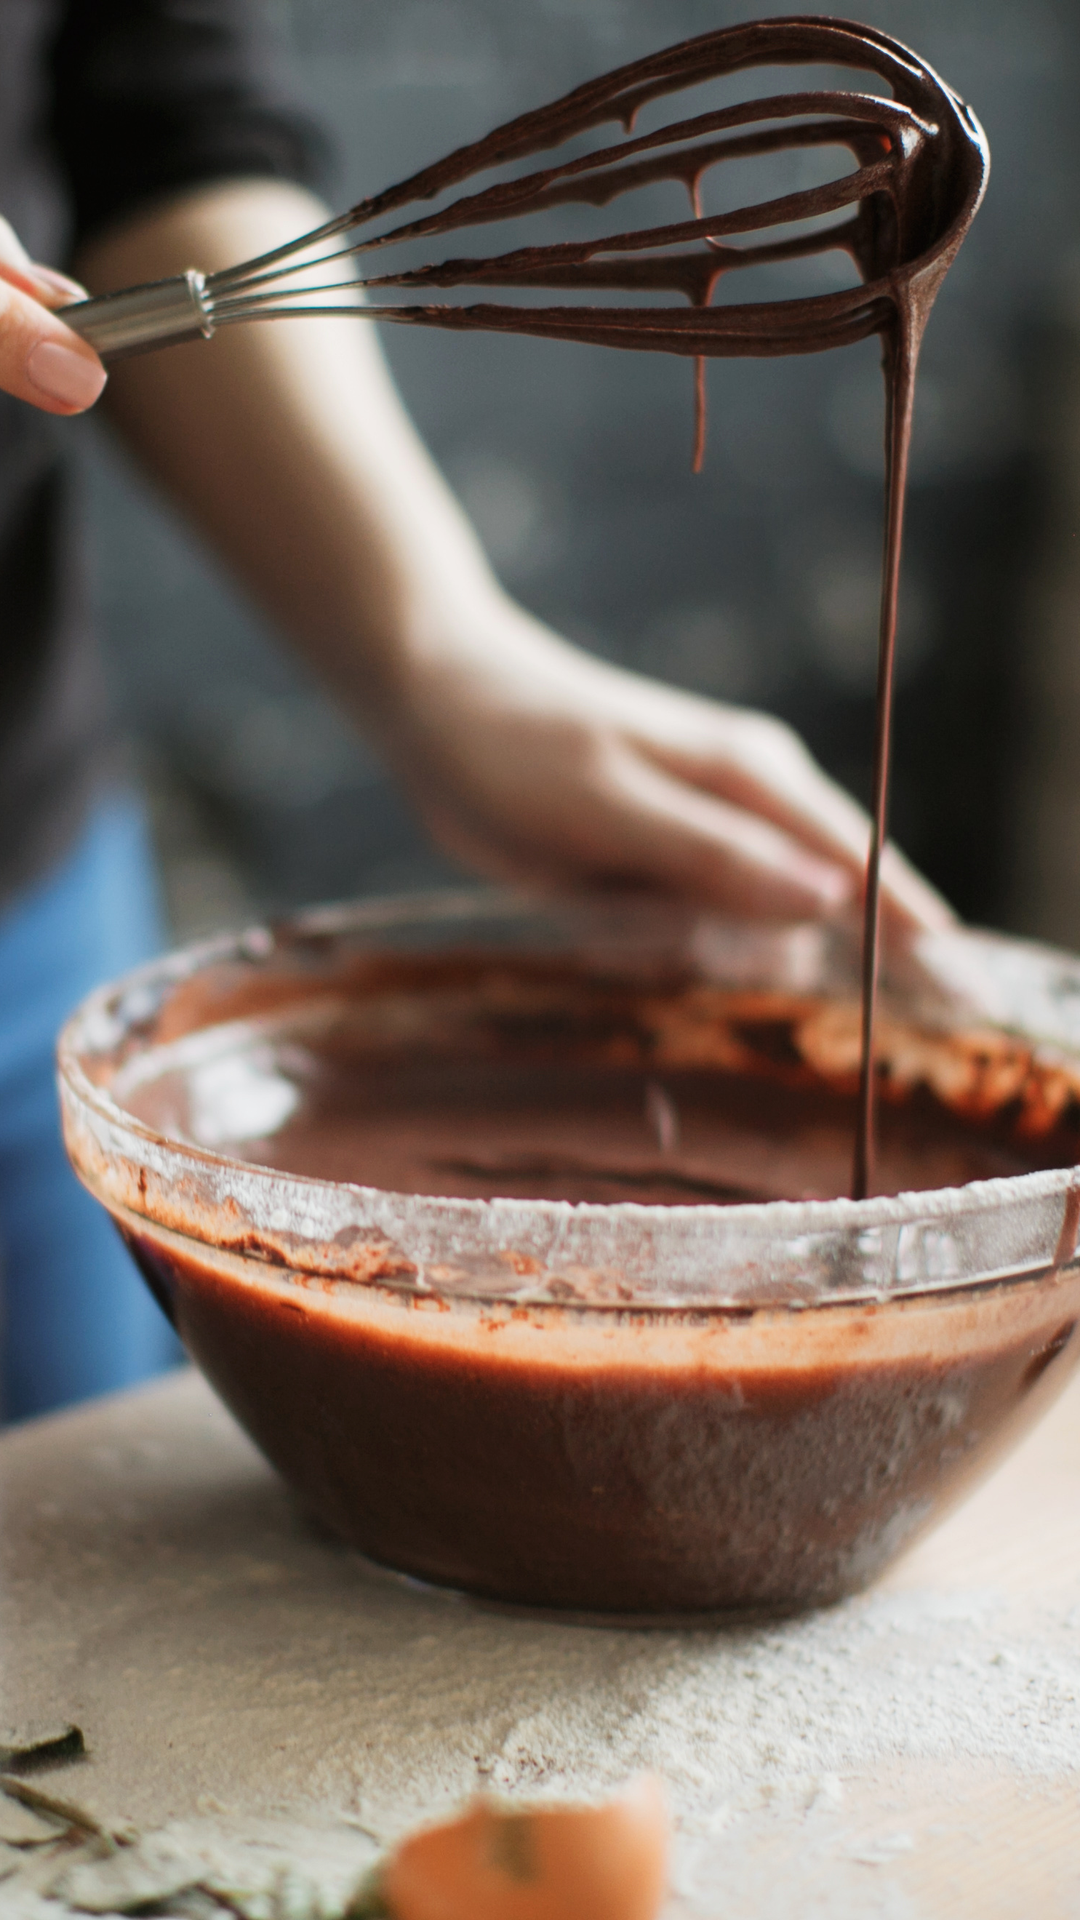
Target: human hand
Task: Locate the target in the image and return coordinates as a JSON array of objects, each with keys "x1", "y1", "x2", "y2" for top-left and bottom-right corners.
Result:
[
  {"x1": 385, "y1": 597, "x2": 954, "y2": 937},
  {"x1": 0, "y1": 216, "x2": 106, "y2": 413},
  {"x1": 67, "y1": 181, "x2": 951, "y2": 945}
]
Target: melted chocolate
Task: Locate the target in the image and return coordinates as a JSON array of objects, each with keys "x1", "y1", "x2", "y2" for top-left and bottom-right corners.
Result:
[
  {"x1": 283, "y1": 18, "x2": 986, "y2": 1198},
  {"x1": 126, "y1": 1230, "x2": 1080, "y2": 1613},
  {"x1": 111, "y1": 951, "x2": 1080, "y2": 1613},
  {"x1": 122, "y1": 960, "x2": 1080, "y2": 1206}
]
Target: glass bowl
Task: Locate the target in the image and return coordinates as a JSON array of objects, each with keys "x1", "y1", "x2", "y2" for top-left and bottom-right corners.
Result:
[{"x1": 58, "y1": 893, "x2": 1080, "y2": 1614}]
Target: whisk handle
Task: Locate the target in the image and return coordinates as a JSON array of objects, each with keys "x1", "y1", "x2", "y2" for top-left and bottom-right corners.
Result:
[{"x1": 58, "y1": 270, "x2": 214, "y2": 361}]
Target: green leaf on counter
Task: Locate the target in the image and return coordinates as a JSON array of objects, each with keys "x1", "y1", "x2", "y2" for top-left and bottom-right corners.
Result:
[{"x1": 342, "y1": 1868, "x2": 392, "y2": 1919}]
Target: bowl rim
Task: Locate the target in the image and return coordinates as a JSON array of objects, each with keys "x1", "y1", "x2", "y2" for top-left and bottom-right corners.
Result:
[{"x1": 56, "y1": 889, "x2": 1080, "y2": 1309}]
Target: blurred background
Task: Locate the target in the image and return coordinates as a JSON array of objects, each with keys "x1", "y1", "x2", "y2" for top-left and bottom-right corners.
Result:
[{"x1": 72, "y1": 0, "x2": 1080, "y2": 948}]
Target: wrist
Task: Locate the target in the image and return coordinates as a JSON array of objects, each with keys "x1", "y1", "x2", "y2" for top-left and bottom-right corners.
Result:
[{"x1": 364, "y1": 577, "x2": 519, "y2": 741}]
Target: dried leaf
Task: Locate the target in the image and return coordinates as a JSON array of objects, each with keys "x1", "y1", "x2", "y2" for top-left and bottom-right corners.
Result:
[
  {"x1": 0, "y1": 1837, "x2": 27, "y2": 1879},
  {"x1": 203, "y1": 1863, "x2": 324, "y2": 1920},
  {"x1": 0, "y1": 1775, "x2": 133, "y2": 1844},
  {"x1": 0, "y1": 1878, "x2": 72, "y2": 1920},
  {"x1": 0, "y1": 1830, "x2": 103, "y2": 1904},
  {"x1": 0, "y1": 1725, "x2": 86, "y2": 1775},
  {"x1": 0, "y1": 1795, "x2": 65, "y2": 1847},
  {"x1": 12, "y1": 1808, "x2": 383, "y2": 1919},
  {"x1": 58, "y1": 1831, "x2": 213, "y2": 1912}
]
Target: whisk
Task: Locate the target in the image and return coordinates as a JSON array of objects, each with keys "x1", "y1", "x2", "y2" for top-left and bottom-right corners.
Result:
[
  {"x1": 62, "y1": 14, "x2": 987, "y2": 1203},
  {"x1": 62, "y1": 16, "x2": 987, "y2": 436}
]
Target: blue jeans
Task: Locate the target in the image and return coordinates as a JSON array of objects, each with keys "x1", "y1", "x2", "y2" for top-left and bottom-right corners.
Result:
[{"x1": 0, "y1": 793, "x2": 184, "y2": 1423}]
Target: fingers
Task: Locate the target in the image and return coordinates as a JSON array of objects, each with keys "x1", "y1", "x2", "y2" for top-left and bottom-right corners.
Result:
[
  {"x1": 582, "y1": 739, "x2": 857, "y2": 917},
  {"x1": 401, "y1": 628, "x2": 955, "y2": 932},
  {"x1": 631, "y1": 705, "x2": 956, "y2": 935},
  {"x1": 424, "y1": 731, "x2": 859, "y2": 920},
  {"x1": 0, "y1": 216, "x2": 105, "y2": 413},
  {"x1": 729, "y1": 733, "x2": 955, "y2": 932},
  {"x1": 875, "y1": 840, "x2": 956, "y2": 933},
  {"x1": 0, "y1": 215, "x2": 89, "y2": 305}
]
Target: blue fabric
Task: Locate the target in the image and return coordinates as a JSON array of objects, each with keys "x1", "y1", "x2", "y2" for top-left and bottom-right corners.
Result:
[{"x1": 0, "y1": 793, "x2": 184, "y2": 1423}]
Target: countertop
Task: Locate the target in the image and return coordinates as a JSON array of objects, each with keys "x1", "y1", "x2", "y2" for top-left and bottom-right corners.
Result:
[{"x1": 1, "y1": 1365, "x2": 1079, "y2": 1916}]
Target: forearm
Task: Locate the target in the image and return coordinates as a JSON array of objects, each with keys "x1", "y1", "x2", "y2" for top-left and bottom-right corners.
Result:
[
  {"x1": 73, "y1": 179, "x2": 952, "y2": 932},
  {"x1": 73, "y1": 179, "x2": 509, "y2": 740}
]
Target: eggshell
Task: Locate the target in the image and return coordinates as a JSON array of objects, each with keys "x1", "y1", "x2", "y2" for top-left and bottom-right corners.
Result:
[{"x1": 382, "y1": 1773, "x2": 669, "y2": 1920}]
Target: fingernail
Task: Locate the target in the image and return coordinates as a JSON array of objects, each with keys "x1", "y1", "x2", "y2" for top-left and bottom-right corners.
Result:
[
  {"x1": 26, "y1": 339, "x2": 107, "y2": 409},
  {"x1": 29, "y1": 264, "x2": 89, "y2": 304}
]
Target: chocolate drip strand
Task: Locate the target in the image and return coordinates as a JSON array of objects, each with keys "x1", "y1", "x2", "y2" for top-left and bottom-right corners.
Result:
[{"x1": 852, "y1": 311, "x2": 923, "y2": 1200}]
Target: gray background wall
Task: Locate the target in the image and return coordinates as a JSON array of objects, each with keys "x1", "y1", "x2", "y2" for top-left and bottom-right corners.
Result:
[{"x1": 77, "y1": 0, "x2": 1080, "y2": 941}]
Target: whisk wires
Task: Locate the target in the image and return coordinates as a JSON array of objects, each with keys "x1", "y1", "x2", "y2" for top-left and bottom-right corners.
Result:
[
  {"x1": 186, "y1": 16, "x2": 984, "y2": 470},
  {"x1": 203, "y1": 89, "x2": 922, "y2": 335}
]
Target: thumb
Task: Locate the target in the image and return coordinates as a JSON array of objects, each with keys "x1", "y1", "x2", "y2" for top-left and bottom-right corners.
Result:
[{"x1": 0, "y1": 271, "x2": 106, "y2": 414}]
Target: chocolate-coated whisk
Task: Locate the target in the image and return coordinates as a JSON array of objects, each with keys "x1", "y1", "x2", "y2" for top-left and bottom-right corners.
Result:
[
  {"x1": 63, "y1": 16, "x2": 988, "y2": 1202},
  {"x1": 63, "y1": 17, "x2": 986, "y2": 463}
]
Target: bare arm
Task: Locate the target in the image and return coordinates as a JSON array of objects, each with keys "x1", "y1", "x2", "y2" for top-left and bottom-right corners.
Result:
[{"x1": 64, "y1": 179, "x2": 952, "y2": 929}]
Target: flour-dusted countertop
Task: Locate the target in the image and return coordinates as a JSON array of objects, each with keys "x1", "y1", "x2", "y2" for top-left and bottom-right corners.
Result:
[{"x1": 1, "y1": 1367, "x2": 1078, "y2": 1917}]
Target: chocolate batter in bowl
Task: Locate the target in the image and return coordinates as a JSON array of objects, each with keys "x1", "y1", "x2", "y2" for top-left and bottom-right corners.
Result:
[{"x1": 59, "y1": 895, "x2": 1080, "y2": 1613}]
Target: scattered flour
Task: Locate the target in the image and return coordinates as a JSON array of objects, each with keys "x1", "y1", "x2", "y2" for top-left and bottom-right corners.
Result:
[
  {"x1": 294, "y1": 1577, "x2": 1080, "y2": 1831},
  {"x1": 5, "y1": 1377, "x2": 1079, "y2": 1917}
]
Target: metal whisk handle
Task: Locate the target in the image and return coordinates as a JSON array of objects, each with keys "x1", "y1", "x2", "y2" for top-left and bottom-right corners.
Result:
[{"x1": 59, "y1": 270, "x2": 214, "y2": 361}]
